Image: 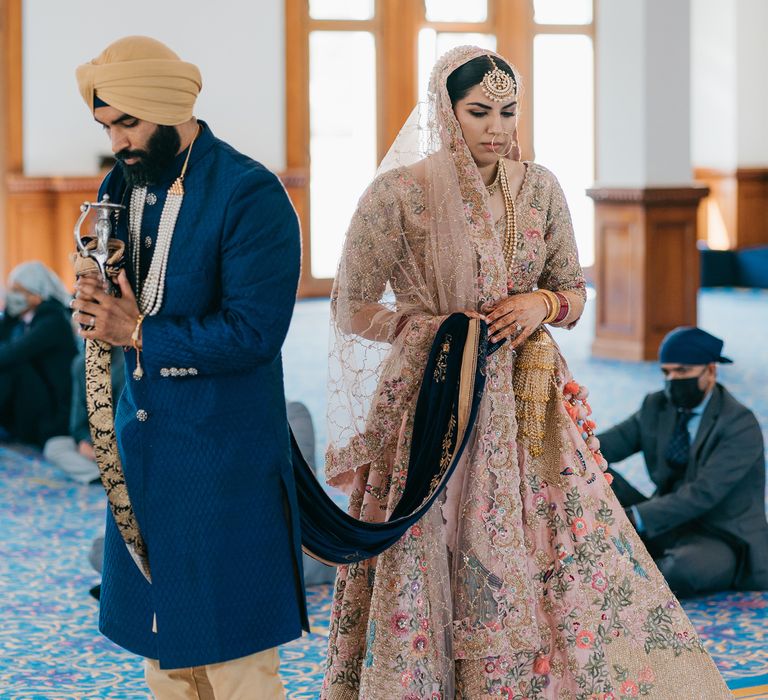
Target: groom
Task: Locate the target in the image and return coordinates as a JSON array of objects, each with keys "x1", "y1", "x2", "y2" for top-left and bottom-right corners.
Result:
[{"x1": 72, "y1": 36, "x2": 305, "y2": 697}]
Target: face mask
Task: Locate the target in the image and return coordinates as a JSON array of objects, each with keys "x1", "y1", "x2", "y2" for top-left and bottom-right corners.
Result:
[
  {"x1": 664, "y1": 371, "x2": 706, "y2": 409},
  {"x1": 5, "y1": 291, "x2": 30, "y2": 317}
]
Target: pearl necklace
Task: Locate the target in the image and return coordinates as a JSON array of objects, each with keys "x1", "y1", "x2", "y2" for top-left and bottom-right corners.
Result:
[
  {"x1": 497, "y1": 159, "x2": 518, "y2": 272},
  {"x1": 128, "y1": 130, "x2": 199, "y2": 318}
]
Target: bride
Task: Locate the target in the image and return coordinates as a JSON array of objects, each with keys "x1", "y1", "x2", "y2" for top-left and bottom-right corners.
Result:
[{"x1": 321, "y1": 45, "x2": 730, "y2": 699}]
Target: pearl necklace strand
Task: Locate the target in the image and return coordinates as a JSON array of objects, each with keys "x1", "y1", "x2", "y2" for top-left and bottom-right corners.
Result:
[
  {"x1": 128, "y1": 130, "x2": 199, "y2": 318},
  {"x1": 496, "y1": 159, "x2": 518, "y2": 272}
]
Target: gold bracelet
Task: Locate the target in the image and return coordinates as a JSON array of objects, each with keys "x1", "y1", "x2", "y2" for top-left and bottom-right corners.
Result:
[
  {"x1": 544, "y1": 290, "x2": 560, "y2": 323},
  {"x1": 131, "y1": 314, "x2": 145, "y2": 380},
  {"x1": 538, "y1": 289, "x2": 560, "y2": 324},
  {"x1": 537, "y1": 290, "x2": 553, "y2": 322}
]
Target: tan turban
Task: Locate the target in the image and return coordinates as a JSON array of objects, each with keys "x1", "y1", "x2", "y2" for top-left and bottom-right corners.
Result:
[{"x1": 76, "y1": 36, "x2": 202, "y2": 126}]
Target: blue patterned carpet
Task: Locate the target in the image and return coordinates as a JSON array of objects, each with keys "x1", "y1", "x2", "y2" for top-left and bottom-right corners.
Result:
[{"x1": 1, "y1": 289, "x2": 766, "y2": 698}]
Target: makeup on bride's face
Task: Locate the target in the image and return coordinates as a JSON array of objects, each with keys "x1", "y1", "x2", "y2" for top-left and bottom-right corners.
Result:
[{"x1": 453, "y1": 83, "x2": 518, "y2": 167}]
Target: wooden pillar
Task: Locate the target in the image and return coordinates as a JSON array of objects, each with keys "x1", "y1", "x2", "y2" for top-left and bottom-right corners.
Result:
[{"x1": 588, "y1": 186, "x2": 708, "y2": 361}]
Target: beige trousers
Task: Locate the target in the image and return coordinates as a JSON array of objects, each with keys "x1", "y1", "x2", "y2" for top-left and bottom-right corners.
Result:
[{"x1": 145, "y1": 647, "x2": 285, "y2": 699}]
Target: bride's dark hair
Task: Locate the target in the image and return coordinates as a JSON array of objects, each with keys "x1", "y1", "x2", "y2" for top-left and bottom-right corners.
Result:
[{"x1": 446, "y1": 54, "x2": 516, "y2": 106}]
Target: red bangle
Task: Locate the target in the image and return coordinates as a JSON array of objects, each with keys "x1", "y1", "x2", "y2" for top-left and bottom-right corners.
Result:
[{"x1": 553, "y1": 292, "x2": 570, "y2": 323}]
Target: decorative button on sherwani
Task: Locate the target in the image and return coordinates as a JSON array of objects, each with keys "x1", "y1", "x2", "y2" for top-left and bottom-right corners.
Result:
[
  {"x1": 160, "y1": 367, "x2": 199, "y2": 377},
  {"x1": 136, "y1": 409, "x2": 148, "y2": 422}
]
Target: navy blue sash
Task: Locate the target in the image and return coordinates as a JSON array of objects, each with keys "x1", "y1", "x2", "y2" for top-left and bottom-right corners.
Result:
[{"x1": 292, "y1": 313, "x2": 491, "y2": 565}]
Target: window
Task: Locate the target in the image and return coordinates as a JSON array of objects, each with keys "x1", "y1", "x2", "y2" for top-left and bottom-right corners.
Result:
[
  {"x1": 424, "y1": 0, "x2": 488, "y2": 23},
  {"x1": 309, "y1": 0, "x2": 374, "y2": 21},
  {"x1": 533, "y1": 0, "x2": 592, "y2": 26},
  {"x1": 287, "y1": 1, "x2": 596, "y2": 295},
  {"x1": 309, "y1": 31, "x2": 377, "y2": 279}
]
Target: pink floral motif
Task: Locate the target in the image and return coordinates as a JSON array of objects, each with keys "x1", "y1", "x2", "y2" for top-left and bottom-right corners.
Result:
[
  {"x1": 575, "y1": 629, "x2": 595, "y2": 649},
  {"x1": 638, "y1": 666, "x2": 655, "y2": 683},
  {"x1": 412, "y1": 633, "x2": 429, "y2": 655},
  {"x1": 390, "y1": 611, "x2": 410, "y2": 637},
  {"x1": 595, "y1": 524, "x2": 610, "y2": 538},
  {"x1": 571, "y1": 518, "x2": 589, "y2": 536},
  {"x1": 591, "y1": 572, "x2": 608, "y2": 592},
  {"x1": 620, "y1": 680, "x2": 639, "y2": 696}
]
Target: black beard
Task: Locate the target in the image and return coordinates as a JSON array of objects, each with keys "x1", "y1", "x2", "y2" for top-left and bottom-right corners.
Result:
[{"x1": 116, "y1": 125, "x2": 181, "y2": 187}]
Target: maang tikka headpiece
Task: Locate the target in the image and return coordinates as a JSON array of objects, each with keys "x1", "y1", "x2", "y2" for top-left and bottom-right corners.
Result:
[{"x1": 481, "y1": 55, "x2": 517, "y2": 102}]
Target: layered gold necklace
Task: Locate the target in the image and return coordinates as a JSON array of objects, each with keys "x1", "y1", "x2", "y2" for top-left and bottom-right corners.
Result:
[{"x1": 485, "y1": 159, "x2": 518, "y2": 272}]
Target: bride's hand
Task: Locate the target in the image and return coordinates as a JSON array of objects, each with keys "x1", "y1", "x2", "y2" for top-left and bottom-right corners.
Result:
[{"x1": 482, "y1": 292, "x2": 548, "y2": 349}]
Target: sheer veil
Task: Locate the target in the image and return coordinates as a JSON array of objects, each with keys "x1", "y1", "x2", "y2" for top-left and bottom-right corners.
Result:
[{"x1": 326, "y1": 46, "x2": 523, "y2": 486}]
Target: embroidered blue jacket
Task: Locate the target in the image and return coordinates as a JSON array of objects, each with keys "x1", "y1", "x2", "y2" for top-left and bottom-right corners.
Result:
[{"x1": 97, "y1": 122, "x2": 307, "y2": 669}]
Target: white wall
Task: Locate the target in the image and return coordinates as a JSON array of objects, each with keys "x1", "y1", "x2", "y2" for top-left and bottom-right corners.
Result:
[
  {"x1": 644, "y1": 0, "x2": 691, "y2": 185},
  {"x1": 736, "y1": 0, "x2": 768, "y2": 166},
  {"x1": 597, "y1": 0, "x2": 693, "y2": 186},
  {"x1": 690, "y1": 0, "x2": 768, "y2": 170},
  {"x1": 690, "y1": 0, "x2": 737, "y2": 170},
  {"x1": 596, "y1": 0, "x2": 646, "y2": 185},
  {"x1": 22, "y1": 0, "x2": 285, "y2": 176}
]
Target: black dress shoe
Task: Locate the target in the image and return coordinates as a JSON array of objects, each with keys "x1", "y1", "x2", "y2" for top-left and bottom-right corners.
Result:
[{"x1": 89, "y1": 584, "x2": 101, "y2": 600}]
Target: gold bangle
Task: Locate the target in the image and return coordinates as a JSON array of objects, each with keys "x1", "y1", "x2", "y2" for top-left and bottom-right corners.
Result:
[
  {"x1": 538, "y1": 289, "x2": 560, "y2": 324},
  {"x1": 537, "y1": 290, "x2": 553, "y2": 321}
]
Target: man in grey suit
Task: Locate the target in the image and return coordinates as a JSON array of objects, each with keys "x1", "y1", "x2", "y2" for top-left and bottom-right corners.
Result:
[{"x1": 598, "y1": 326, "x2": 768, "y2": 597}]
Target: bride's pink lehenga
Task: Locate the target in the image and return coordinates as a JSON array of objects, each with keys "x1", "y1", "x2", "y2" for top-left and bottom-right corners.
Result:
[{"x1": 322, "y1": 46, "x2": 730, "y2": 700}]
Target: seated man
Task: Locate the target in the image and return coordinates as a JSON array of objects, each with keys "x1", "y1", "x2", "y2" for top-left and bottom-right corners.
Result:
[
  {"x1": 598, "y1": 326, "x2": 768, "y2": 597},
  {"x1": 0, "y1": 262, "x2": 78, "y2": 446}
]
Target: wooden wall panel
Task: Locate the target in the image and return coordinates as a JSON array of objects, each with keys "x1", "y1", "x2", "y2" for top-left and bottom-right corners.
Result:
[
  {"x1": 694, "y1": 167, "x2": 768, "y2": 249},
  {"x1": 4, "y1": 171, "x2": 308, "y2": 290},
  {"x1": 7, "y1": 194, "x2": 57, "y2": 271},
  {"x1": 588, "y1": 186, "x2": 706, "y2": 361},
  {"x1": 737, "y1": 169, "x2": 768, "y2": 249},
  {"x1": 597, "y1": 220, "x2": 635, "y2": 333},
  {"x1": 647, "y1": 221, "x2": 693, "y2": 326}
]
